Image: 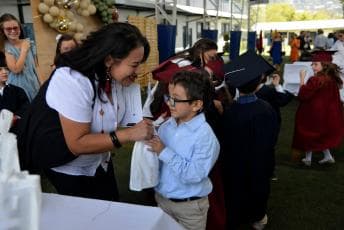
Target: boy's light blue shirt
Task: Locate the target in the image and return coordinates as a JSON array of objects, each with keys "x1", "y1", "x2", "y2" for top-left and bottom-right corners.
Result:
[{"x1": 155, "y1": 113, "x2": 220, "y2": 199}]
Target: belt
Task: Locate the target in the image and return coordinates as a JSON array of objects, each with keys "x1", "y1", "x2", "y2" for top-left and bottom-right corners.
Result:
[{"x1": 168, "y1": 196, "x2": 202, "y2": 203}]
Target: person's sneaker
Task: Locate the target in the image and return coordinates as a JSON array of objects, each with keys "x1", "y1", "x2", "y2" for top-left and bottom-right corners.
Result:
[
  {"x1": 301, "y1": 158, "x2": 311, "y2": 166},
  {"x1": 318, "y1": 158, "x2": 335, "y2": 164},
  {"x1": 271, "y1": 173, "x2": 278, "y2": 181},
  {"x1": 252, "y1": 214, "x2": 268, "y2": 230}
]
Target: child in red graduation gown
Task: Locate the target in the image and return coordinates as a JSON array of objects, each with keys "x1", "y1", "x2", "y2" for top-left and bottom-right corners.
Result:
[{"x1": 292, "y1": 50, "x2": 344, "y2": 166}]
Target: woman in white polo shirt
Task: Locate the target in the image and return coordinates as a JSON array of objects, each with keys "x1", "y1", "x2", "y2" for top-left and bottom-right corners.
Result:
[{"x1": 16, "y1": 23, "x2": 154, "y2": 201}]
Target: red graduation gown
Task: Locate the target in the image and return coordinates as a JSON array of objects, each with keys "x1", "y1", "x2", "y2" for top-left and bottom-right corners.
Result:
[{"x1": 292, "y1": 75, "x2": 344, "y2": 151}]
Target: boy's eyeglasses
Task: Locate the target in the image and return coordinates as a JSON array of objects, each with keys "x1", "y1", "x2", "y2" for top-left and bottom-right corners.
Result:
[
  {"x1": 165, "y1": 95, "x2": 196, "y2": 107},
  {"x1": 4, "y1": 26, "x2": 19, "y2": 33}
]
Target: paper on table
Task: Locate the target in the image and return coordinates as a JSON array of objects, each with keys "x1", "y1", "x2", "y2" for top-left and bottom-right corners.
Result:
[{"x1": 119, "y1": 83, "x2": 143, "y2": 127}]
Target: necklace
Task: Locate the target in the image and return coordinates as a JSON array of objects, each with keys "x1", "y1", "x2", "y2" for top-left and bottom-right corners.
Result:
[
  {"x1": 99, "y1": 104, "x2": 105, "y2": 133},
  {"x1": 99, "y1": 81, "x2": 120, "y2": 133}
]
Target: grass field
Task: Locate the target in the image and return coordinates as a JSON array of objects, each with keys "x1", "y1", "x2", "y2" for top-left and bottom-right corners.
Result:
[{"x1": 42, "y1": 56, "x2": 344, "y2": 229}]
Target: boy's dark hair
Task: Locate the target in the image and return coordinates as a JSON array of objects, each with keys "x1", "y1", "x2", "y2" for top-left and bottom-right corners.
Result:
[
  {"x1": 237, "y1": 75, "x2": 262, "y2": 94},
  {"x1": 171, "y1": 70, "x2": 213, "y2": 113},
  {"x1": 171, "y1": 70, "x2": 205, "y2": 100}
]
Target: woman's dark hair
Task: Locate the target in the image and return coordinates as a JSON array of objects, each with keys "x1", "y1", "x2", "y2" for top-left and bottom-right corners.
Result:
[
  {"x1": 150, "y1": 81, "x2": 169, "y2": 117},
  {"x1": 317, "y1": 62, "x2": 343, "y2": 88},
  {"x1": 174, "y1": 38, "x2": 217, "y2": 68},
  {"x1": 53, "y1": 34, "x2": 78, "y2": 65},
  {"x1": 57, "y1": 22, "x2": 150, "y2": 99}
]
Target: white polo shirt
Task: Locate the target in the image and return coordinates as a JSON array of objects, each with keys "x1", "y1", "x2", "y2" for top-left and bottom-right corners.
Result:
[{"x1": 46, "y1": 67, "x2": 126, "y2": 176}]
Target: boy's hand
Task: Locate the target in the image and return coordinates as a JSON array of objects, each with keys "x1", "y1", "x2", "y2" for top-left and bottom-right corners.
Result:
[
  {"x1": 146, "y1": 135, "x2": 165, "y2": 155},
  {"x1": 272, "y1": 74, "x2": 281, "y2": 86}
]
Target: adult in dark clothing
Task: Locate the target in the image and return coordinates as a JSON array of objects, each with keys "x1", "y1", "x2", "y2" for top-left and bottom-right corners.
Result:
[
  {"x1": 222, "y1": 50, "x2": 279, "y2": 230},
  {"x1": 0, "y1": 51, "x2": 29, "y2": 130}
]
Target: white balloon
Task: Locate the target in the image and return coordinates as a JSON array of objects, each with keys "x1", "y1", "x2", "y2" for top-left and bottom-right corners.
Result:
[
  {"x1": 76, "y1": 23, "x2": 84, "y2": 32},
  {"x1": 88, "y1": 5, "x2": 97, "y2": 15},
  {"x1": 38, "y1": 3, "x2": 49, "y2": 14},
  {"x1": 43, "y1": 0, "x2": 55, "y2": 6},
  {"x1": 66, "y1": 11, "x2": 74, "y2": 19},
  {"x1": 49, "y1": 6, "x2": 60, "y2": 17},
  {"x1": 81, "y1": 9, "x2": 89, "y2": 17},
  {"x1": 74, "y1": 32, "x2": 84, "y2": 41},
  {"x1": 79, "y1": 0, "x2": 89, "y2": 9},
  {"x1": 43, "y1": 13, "x2": 54, "y2": 23}
]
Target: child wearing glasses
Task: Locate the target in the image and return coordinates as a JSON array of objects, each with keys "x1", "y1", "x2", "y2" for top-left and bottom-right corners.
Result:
[
  {"x1": 0, "y1": 51, "x2": 29, "y2": 130},
  {"x1": 146, "y1": 70, "x2": 220, "y2": 230},
  {"x1": 0, "y1": 13, "x2": 40, "y2": 101}
]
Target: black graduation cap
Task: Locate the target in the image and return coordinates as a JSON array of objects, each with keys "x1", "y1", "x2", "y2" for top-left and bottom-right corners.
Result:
[
  {"x1": 0, "y1": 51, "x2": 7, "y2": 67},
  {"x1": 224, "y1": 50, "x2": 275, "y2": 88}
]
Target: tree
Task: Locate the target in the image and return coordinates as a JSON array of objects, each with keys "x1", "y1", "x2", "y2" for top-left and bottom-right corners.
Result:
[
  {"x1": 265, "y1": 3, "x2": 296, "y2": 22},
  {"x1": 258, "y1": 3, "x2": 337, "y2": 22},
  {"x1": 339, "y1": 0, "x2": 344, "y2": 18}
]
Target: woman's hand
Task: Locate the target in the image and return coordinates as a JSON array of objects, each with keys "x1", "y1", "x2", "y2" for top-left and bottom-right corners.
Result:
[{"x1": 127, "y1": 119, "x2": 154, "y2": 141}]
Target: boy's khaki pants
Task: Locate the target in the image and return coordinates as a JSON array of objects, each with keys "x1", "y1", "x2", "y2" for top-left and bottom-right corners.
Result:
[{"x1": 155, "y1": 193, "x2": 209, "y2": 230}]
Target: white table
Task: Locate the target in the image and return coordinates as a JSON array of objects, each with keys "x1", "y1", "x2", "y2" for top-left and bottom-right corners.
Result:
[{"x1": 40, "y1": 193, "x2": 184, "y2": 230}]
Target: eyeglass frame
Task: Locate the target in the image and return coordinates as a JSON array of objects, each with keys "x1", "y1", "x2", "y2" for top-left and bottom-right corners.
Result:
[
  {"x1": 165, "y1": 95, "x2": 198, "y2": 107},
  {"x1": 3, "y1": 26, "x2": 20, "y2": 33}
]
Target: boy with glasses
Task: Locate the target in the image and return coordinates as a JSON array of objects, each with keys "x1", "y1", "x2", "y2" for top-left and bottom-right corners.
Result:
[{"x1": 147, "y1": 70, "x2": 220, "y2": 230}]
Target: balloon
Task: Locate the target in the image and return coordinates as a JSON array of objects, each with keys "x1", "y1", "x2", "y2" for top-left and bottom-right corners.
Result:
[
  {"x1": 43, "y1": 13, "x2": 54, "y2": 23},
  {"x1": 56, "y1": 16, "x2": 70, "y2": 33},
  {"x1": 43, "y1": 0, "x2": 55, "y2": 6},
  {"x1": 88, "y1": 5, "x2": 97, "y2": 15},
  {"x1": 49, "y1": 6, "x2": 60, "y2": 17},
  {"x1": 74, "y1": 32, "x2": 83, "y2": 41},
  {"x1": 56, "y1": 0, "x2": 79, "y2": 9},
  {"x1": 38, "y1": 3, "x2": 49, "y2": 14}
]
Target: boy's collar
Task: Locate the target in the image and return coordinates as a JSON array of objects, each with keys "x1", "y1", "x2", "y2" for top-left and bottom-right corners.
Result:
[
  {"x1": 237, "y1": 93, "x2": 257, "y2": 104},
  {"x1": 171, "y1": 113, "x2": 205, "y2": 131}
]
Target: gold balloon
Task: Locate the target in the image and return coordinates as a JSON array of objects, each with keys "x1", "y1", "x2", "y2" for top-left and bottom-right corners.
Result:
[
  {"x1": 56, "y1": 0, "x2": 79, "y2": 9},
  {"x1": 56, "y1": 16, "x2": 70, "y2": 33}
]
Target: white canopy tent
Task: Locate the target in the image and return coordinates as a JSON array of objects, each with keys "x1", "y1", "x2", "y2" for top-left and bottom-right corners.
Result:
[{"x1": 252, "y1": 19, "x2": 344, "y2": 32}]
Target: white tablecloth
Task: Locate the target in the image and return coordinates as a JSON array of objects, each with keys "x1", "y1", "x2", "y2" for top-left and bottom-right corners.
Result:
[{"x1": 40, "y1": 193, "x2": 184, "y2": 230}]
